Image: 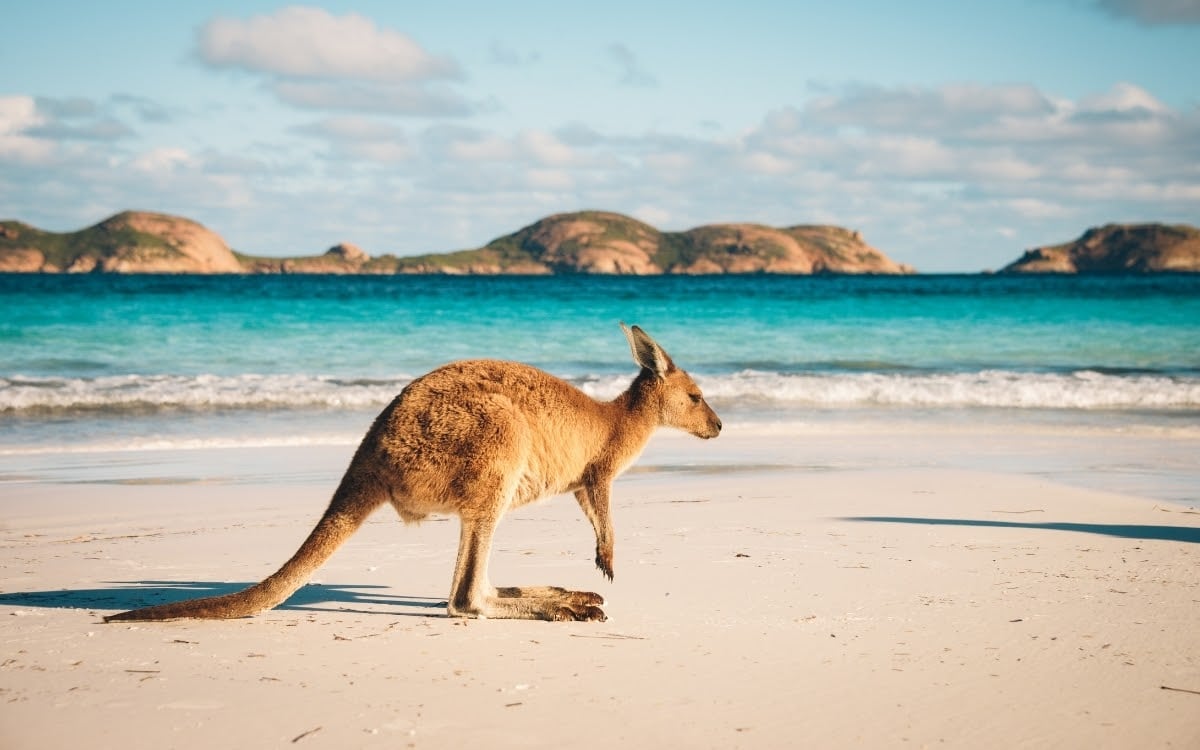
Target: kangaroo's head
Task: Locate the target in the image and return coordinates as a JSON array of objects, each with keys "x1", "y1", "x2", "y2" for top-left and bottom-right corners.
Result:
[{"x1": 622, "y1": 323, "x2": 722, "y2": 439}]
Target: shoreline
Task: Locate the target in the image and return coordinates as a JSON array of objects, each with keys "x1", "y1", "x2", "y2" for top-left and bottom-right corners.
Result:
[
  {"x1": 5, "y1": 269, "x2": 1200, "y2": 278},
  {"x1": 4, "y1": 415, "x2": 1198, "y2": 506},
  {"x1": 2, "y1": 427, "x2": 1199, "y2": 747}
]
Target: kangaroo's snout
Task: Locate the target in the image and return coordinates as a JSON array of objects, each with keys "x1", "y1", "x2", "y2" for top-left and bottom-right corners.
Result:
[
  {"x1": 680, "y1": 395, "x2": 721, "y2": 440},
  {"x1": 700, "y1": 410, "x2": 722, "y2": 439}
]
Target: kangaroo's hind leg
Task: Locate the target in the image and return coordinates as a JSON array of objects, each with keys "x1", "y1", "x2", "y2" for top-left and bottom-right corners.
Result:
[
  {"x1": 442, "y1": 464, "x2": 607, "y2": 625},
  {"x1": 446, "y1": 513, "x2": 606, "y2": 622},
  {"x1": 491, "y1": 485, "x2": 611, "y2": 612}
]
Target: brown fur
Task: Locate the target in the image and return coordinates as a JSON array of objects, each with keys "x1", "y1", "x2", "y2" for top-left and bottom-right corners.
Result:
[{"x1": 104, "y1": 324, "x2": 721, "y2": 623}]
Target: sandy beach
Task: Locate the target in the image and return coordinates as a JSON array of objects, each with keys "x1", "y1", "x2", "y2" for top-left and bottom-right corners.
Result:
[{"x1": 2, "y1": 426, "x2": 1198, "y2": 748}]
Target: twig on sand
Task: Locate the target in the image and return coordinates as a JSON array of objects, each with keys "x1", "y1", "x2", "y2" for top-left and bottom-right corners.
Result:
[
  {"x1": 569, "y1": 632, "x2": 647, "y2": 641},
  {"x1": 291, "y1": 726, "x2": 322, "y2": 743},
  {"x1": 1154, "y1": 505, "x2": 1200, "y2": 515},
  {"x1": 1160, "y1": 685, "x2": 1200, "y2": 696}
]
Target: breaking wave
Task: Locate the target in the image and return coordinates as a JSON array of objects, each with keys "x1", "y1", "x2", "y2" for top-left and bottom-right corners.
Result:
[
  {"x1": 698, "y1": 369, "x2": 1200, "y2": 410},
  {"x1": 3, "y1": 369, "x2": 1199, "y2": 415},
  {"x1": 0, "y1": 373, "x2": 410, "y2": 414}
]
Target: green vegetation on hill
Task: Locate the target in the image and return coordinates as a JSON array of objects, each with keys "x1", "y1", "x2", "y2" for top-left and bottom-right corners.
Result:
[
  {"x1": 1002, "y1": 223, "x2": 1200, "y2": 274},
  {"x1": 0, "y1": 216, "x2": 176, "y2": 270},
  {"x1": 6, "y1": 210, "x2": 1197, "y2": 276},
  {"x1": 0, "y1": 209, "x2": 914, "y2": 275},
  {"x1": 384, "y1": 211, "x2": 911, "y2": 275}
]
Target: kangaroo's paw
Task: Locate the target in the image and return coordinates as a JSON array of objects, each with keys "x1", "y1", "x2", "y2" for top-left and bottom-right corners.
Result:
[
  {"x1": 567, "y1": 590, "x2": 605, "y2": 608},
  {"x1": 496, "y1": 586, "x2": 604, "y2": 607},
  {"x1": 551, "y1": 604, "x2": 607, "y2": 622},
  {"x1": 596, "y1": 545, "x2": 614, "y2": 581},
  {"x1": 489, "y1": 586, "x2": 607, "y2": 621},
  {"x1": 595, "y1": 555, "x2": 614, "y2": 581}
]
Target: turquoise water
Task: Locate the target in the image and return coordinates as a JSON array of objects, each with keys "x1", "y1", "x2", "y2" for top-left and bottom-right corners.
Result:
[{"x1": 2, "y1": 273, "x2": 1199, "y2": 453}]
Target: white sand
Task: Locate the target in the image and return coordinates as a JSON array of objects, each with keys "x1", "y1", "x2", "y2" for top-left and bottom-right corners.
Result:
[{"x1": 2, "y1": 429, "x2": 1199, "y2": 748}]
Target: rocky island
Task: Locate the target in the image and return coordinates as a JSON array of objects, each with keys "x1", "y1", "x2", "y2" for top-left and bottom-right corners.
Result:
[
  {"x1": 7, "y1": 211, "x2": 1197, "y2": 275},
  {"x1": 0, "y1": 210, "x2": 912, "y2": 275},
  {"x1": 378, "y1": 211, "x2": 912, "y2": 275},
  {"x1": 1002, "y1": 223, "x2": 1200, "y2": 274},
  {"x1": 0, "y1": 211, "x2": 243, "y2": 274}
]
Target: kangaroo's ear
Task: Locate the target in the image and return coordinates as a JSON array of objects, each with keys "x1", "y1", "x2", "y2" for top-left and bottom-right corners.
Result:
[{"x1": 621, "y1": 322, "x2": 675, "y2": 376}]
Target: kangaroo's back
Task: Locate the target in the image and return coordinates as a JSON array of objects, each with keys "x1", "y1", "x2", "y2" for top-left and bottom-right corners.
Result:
[{"x1": 363, "y1": 359, "x2": 627, "y2": 519}]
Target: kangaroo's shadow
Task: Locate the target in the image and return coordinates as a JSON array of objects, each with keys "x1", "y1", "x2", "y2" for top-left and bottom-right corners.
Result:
[
  {"x1": 842, "y1": 517, "x2": 1200, "y2": 544},
  {"x1": 0, "y1": 581, "x2": 449, "y2": 617}
]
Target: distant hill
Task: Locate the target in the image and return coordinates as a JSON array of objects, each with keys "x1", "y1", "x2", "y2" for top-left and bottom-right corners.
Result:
[
  {"x1": 1002, "y1": 223, "x2": 1200, "y2": 274},
  {"x1": 0, "y1": 210, "x2": 914, "y2": 275},
  {"x1": 0, "y1": 211, "x2": 243, "y2": 273},
  {"x1": 236, "y1": 242, "x2": 393, "y2": 274},
  {"x1": 385, "y1": 211, "x2": 914, "y2": 275}
]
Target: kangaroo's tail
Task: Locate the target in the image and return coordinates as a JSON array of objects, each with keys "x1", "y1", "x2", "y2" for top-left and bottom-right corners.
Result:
[{"x1": 105, "y1": 481, "x2": 383, "y2": 622}]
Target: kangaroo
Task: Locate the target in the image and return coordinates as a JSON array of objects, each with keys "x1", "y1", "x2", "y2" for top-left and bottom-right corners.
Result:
[{"x1": 105, "y1": 324, "x2": 721, "y2": 623}]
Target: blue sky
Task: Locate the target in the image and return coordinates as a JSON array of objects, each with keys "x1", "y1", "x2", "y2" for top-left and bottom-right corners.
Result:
[{"x1": 2, "y1": 0, "x2": 1198, "y2": 271}]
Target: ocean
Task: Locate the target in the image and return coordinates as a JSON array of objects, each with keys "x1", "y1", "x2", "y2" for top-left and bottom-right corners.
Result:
[
  {"x1": 2, "y1": 273, "x2": 1198, "y2": 499},
  {"x1": 3, "y1": 272, "x2": 1199, "y2": 446}
]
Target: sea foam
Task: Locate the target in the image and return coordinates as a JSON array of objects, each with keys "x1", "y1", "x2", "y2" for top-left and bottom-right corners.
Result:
[{"x1": 4, "y1": 369, "x2": 1198, "y2": 415}]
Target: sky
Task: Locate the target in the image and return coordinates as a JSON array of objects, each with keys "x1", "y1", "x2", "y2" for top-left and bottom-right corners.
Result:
[{"x1": 2, "y1": 0, "x2": 1198, "y2": 272}]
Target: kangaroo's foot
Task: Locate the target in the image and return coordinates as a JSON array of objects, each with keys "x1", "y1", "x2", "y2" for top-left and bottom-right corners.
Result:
[
  {"x1": 496, "y1": 585, "x2": 603, "y2": 605},
  {"x1": 448, "y1": 586, "x2": 606, "y2": 622},
  {"x1": 497, "y1": 586, "x2": 606, "y2": 621}
]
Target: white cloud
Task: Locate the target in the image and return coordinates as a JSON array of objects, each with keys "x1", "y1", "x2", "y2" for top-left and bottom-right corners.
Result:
[
  {"x1": 1006, "y1": 198, "x2": 1070, "y2": 219},
  {"x1": 1095, "y1": 0, "x2": 1200, "y2": 25},
  {"x1": 131, "y1": 147, "x2": 196, "y2": 174},
  {"x1": 273, "y1": 80, "x2": 473, "y2": 116},
  {"x1": 21, "y1": 95, "x2": 140, "y2": 143},
  {"x1": 344, "y1": 140, "x2": 411, "y2": 164},
  {"x1": 0, "y1": 95, "x2": 44, "y2": 134},
  {"x1": 33, "y1": 97, "x2": 95, "y2": 119},
  {"x1": 5, "y1": 79, "x2": 1197, "y2": 272},
  {"x1": 416, "y1": 126, "x2": 581, "y2": 167},
  {"x1": 198, "y1": 6, "x2": 460, "y2": 82},
  {"x1": 525, "y1": 168, "x2": 575, "y2": 190},
  {"x1": 293, "y1": 117, "x2": 411, "y2": 164},
  {"x1": 297, "y1": 116, "x2": 401, "y2": 141},
  {"x1": 642, "y1": 151, "x2": 696, "y2": 178},
  {"x1": 967, "y1": 157, "x2": 1042, "y2": 182},
  {"x1": 0, "y1": 93, "x2": 167, "y2": 172},
  {"x1": 856, "y1": 135, "x2": 957, "y2": 177},
  {"x1": 488, "y1": 40, "x2": 539, "y2": 66},
  {"x1": 446, "y1": 132, "x2": 514, "y2": 162},
  {"x1": 1077, "y1": 82, "x2": 1170, "y2": 114},
  {"x1": 0, "y1": 139, "x2": 52, "y2": 168},
  {"x1": 0, "y1": 96, "x2": 53, "y2": 163},
  {"x1": 738, "y1": 150, "x2": 793, "y2": 175},
  {"x1": 606, "y1": 44, "x2": 658, "y2": 88},
  {"x1": 632, "y1": 205, "x2": 673, "y2": 227},
  {"x1": 517, "y1": 130, "x2": 574, "y2": 166},
  {"x1": 805, "y1": 83, "x2": 1055, "y2": 133},
  {"x1": 196, "y1": 7, "x2": 470, "y2": 117},
  {"x1": 110, "y1": 93, "x2": 174, "y2": 123}
]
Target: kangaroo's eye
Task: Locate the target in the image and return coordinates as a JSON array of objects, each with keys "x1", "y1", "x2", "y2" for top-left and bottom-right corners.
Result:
[{"x1": 689, "y1": 393, "x2": 702, "y2": 404}]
